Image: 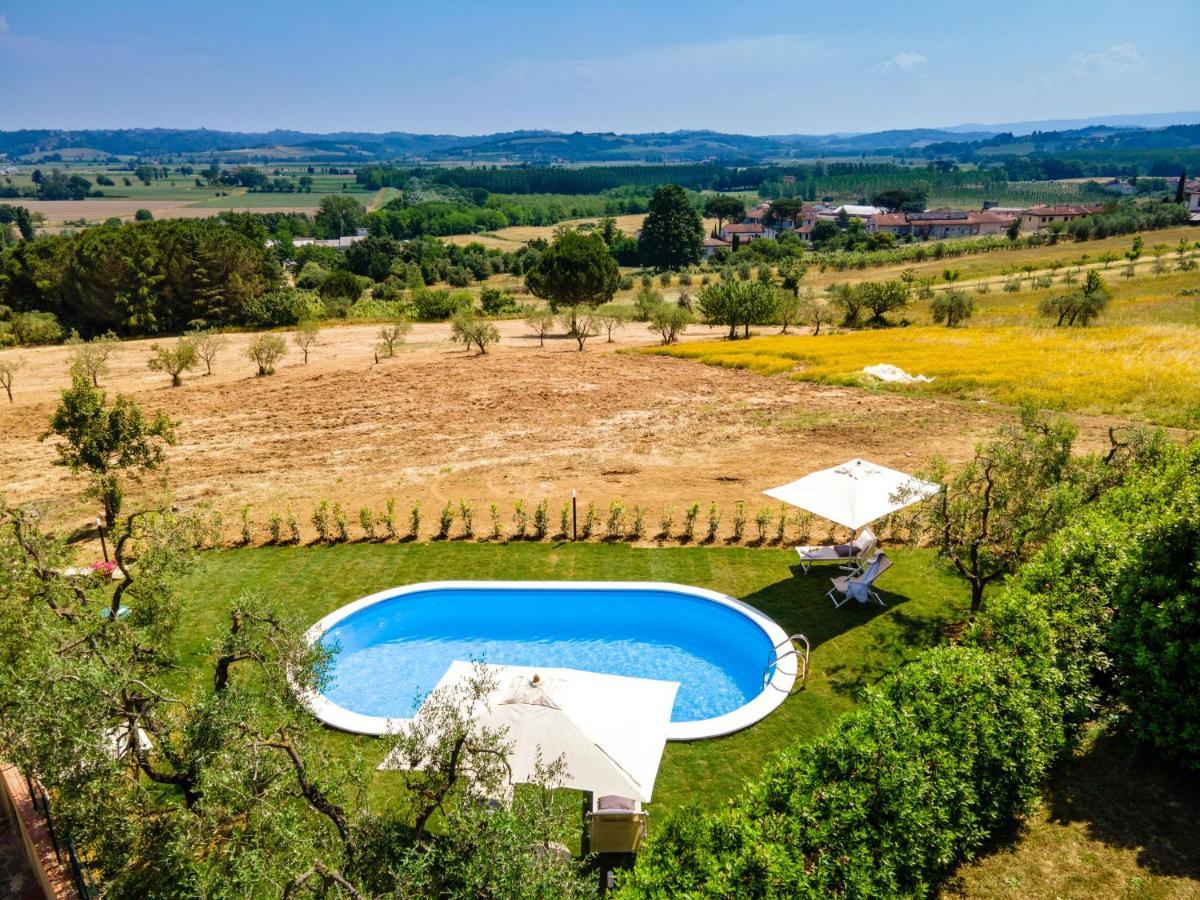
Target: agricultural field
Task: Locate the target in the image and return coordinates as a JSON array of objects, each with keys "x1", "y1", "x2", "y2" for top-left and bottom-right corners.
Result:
[
  {"x1": 0, "y1": 317, "x2": 1020, "y2": 538},
  {"x1": 2, "y1": 165, "x2": 376, "y2": 226},
  {"x1": 648, "y1": 270, "x2": 1200, "y2": 428}
]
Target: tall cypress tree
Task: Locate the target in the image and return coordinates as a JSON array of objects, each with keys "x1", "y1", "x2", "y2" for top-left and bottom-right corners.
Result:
[{"x1": 637, "y1": 184, "x2": 703, "y2": 271}]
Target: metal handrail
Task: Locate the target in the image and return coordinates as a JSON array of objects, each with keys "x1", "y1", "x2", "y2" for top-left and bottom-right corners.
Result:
[{"x1": 763, "y1": 633, "x2": 809, "y2": 692}]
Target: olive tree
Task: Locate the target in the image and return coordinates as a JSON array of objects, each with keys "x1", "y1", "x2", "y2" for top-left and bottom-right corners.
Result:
[
  {"x1": 41, "y1": 376, "x2": 175, "y2": 525},
  {"x1": 0, "y1": 355, "x2": 23, "y2": 402},
  {"x1": 449, "y1": 310, "x2": 500, "y2": 355},
  {"x1": 68, "y1": 331, "x2": 119, "y2": 386},
  {"x1": 524, "y1": 309, "x2": 555, "y2": 347},
  {"x1": 293, "y1": 320, "x2": 320, "y2": 364},
  {"x1": 246, "y1": 333, "x2": 287, "y2": 376},
  {"x1": 559, "y1": 305, "x2": 600, "y2": 351},
  {"x1": 147, "y1": 337, "x2": 198, "y2": 387},
  {"x1": 931, "y1": 290, "x2": 974, "y2": 327},
  {"x1": 189, "y1": 329, "x2": 228, "y2": 375},
  {"x1": 376, "y1": 318, "x2": 412, "y2": 358},
  {"x1": 648, "y1": 303, "x2": 693, "y2": 345},
  {"x1": 595, "y1": 303, "x2": 630, "y2": 342},
  {"x1": 903, "y1": 410, "x2": 1080, "y2": 613},
  {"x1": 1039, "y1": 270, "x2": 1110, "y2": 327}
]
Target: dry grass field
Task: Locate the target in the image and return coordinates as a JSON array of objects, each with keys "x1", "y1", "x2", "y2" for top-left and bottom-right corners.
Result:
[
  {"x1": 0, "y1": 317, "x2": 1083, "y2": 542},
  {"x1": 648, "y1": 270, "x2": 1200, "y2": 427},
  {"x1": 0, "y1": 313, "x2": 1148, "y2": 546}
]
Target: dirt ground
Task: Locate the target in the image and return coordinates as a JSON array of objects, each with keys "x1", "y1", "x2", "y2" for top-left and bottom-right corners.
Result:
[{"x1": 0, "y1": 320, "x2": 1127, "y2": 543}]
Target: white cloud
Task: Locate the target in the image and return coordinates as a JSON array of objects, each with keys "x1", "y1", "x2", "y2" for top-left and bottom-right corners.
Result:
[
  {"x1": 1069, "y1": 42, "x2": 1144, "y2": 76},
  {"x1": 874, "y1": 51, "x2": 927, "y2": 74},
  {"x1": 0, "y1": 16, "x2": 9, "y2": 35}
]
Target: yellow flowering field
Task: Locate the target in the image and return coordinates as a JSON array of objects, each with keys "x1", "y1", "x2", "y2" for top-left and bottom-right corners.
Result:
[{"x1": 649, "y1": 325, "x2": 1200, "y2": 427}]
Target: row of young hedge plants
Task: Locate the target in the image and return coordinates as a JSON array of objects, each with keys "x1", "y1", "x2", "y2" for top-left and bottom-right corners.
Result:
[{"x1": 618, "y1": 441, "x2": 1199, "y2": 897}]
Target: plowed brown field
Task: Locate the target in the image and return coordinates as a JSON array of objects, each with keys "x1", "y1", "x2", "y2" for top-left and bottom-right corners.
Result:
[{"x1": 0, "y1": 320, "x2": 1124, "y2": 542}]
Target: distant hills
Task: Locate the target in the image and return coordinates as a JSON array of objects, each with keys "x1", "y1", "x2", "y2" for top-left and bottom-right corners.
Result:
[{"x1": 1, "y1": 112, "x2": 1197, "y2": 164}]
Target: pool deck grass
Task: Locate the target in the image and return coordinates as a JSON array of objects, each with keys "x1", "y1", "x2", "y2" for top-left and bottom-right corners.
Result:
[{"x1": 177, "y1": 541, "x2": 967, "y2": 816}]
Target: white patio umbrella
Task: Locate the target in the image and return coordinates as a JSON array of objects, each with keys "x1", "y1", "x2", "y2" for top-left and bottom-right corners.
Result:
[
  {"x1": 763, "y1": 458, "x2": 939, "y2": 531},
  {"x1": 380, "y1": 662, "x2": 678, "y2": 803}
]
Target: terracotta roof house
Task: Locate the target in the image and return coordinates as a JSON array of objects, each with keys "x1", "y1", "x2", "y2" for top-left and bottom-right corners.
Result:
[
  {"x1": 1185, "y1": 179, "x2": 1200, "y2": 221},
  {"x1": 1019, "y1": 204, "x2": 1104, "y2": 231},
  {"x1": 866, "y1": 209, "x2": 1013, "y2": 239},
  {"x1": 702, "y1": 235, "x2": 731, "y2": 258},
  {"x1": 719, "y1": 222, "x2": 767, "y2": 243}
]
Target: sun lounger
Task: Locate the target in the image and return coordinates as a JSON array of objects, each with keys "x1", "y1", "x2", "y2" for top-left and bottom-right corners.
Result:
[
  {"x1": 796, "y1": 527, "x2": 877, "y2": 574},
  {"x1": 587, "y1": 794, "x2": 648, "y2": 854},
  {"x1": 827, "y1": 552, "x2": 892, "y2": 608}
]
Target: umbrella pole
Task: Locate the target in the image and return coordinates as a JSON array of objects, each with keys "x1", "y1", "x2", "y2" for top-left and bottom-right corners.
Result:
[{"x1": 580, "y1": 789, "x2": 593, "y2": 857}]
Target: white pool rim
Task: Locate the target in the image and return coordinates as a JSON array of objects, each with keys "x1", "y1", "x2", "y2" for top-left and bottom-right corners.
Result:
[{"x1": 300, "y1": 580, "x2": 797, "y2": 741}]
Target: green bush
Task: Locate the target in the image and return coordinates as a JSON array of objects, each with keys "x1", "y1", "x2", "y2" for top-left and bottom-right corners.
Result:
[
  {"x1": 10, "y1": 310, "x2": 63, "y2": 345},
  {"x1": 480, "y1": 288, "x2": 520, "y2": 316},
  {"x1": 414, "y1": 289, "x2": 471, "y2": 321},
  {"x1": 1097, "y1": 445, "x2": 1200, "y2": 765},
  {"x1": 623, "y1": 443, "x2": 1200, "y2": 896},
  {"x1": 624, "y1": 647, "x2": 1061, "y2": 898},
  {"x1": 242, "y1": 289, "x2": 314, "y2": 328}
]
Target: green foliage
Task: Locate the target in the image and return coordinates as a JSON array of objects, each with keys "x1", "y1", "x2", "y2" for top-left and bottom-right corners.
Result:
[
  {"x1": 317, "y1": 269, "x2": 366, "y2": 308},
  {"x1": 332, "y1": 502, "x2": 350, "y2": 542},
  {"x1": 479, "y1": 287, "x2": 520, "y2": 315},
  {"x1": 437, "y1": 502, "x2": 454, "y2": 539},
  {"x1": 413, "y1": 289, "x2": 470, "y2": 321},
  {"x1": 1090, "y1": 445, "x2": 1200, "y2": 766},
  {"x1": 0, "y1": 218, "x2": 282, "y2": 335},
  {"x1": 450, "y1": 309, "x2": 500, "y2": 355},
  {"x1": 638, "y1": 184, "x2": 703, "y2": 270},
  {"x1": 930, "y1": 289, "x2": 974, "y2": 327},
  {"x1": 623, "y1": 646, "x2": 1061, "y2": 898},
  {"x1": 42, "y1": 376, "x2": 176, "y2": 523},
  {"x1": 245, "y1": 333, "x2": 286, "y2": 375},
  {"x1": 705, "y1": 502, "x2": 720, "y2": 543},
  {"x1": 647, "y1": 302, "x2": 693, "y2": 345},
  {"x1": 8, "y1": 310, "x2": 63, "y2": 345},
  {"x1": 311, "y1": 499, "x2": 331, "y2": 542},
  {"x1": 242, "y1": 288, "x2": 315, "y2": 328},
  {"x1": 525, "y1": 230, "x2": 620, "y2": 310},
  {"x1": 313, "y1": 194, "x2": 366, "y2": 238},
  {"x1": 146, "y1": 337, "x2": 198, "y2": 387},
  {"x1": 697, "y1": 280, "x2": 778, "y2": 339},
  {"x1": 1038, "y1": 270, "x2": 1110, "y2": 326},
  {"x1": 702, "y1": 194, "x2": 746, "y2": 230}
]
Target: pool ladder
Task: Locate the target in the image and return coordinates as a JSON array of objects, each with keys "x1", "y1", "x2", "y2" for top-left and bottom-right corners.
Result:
[{"x1": 764, "y1": 634, "x2": 810, "y2": 692}]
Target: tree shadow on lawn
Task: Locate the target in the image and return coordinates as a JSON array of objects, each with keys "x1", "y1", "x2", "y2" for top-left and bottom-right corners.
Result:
[{"x1": 1042, "y1": 731, "x2": 1200, "y2": 880}]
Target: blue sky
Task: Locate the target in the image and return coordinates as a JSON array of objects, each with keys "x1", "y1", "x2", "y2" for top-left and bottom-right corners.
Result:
[{"x1": 1, "y1": 0, "x2": 1197, "y2": 134}]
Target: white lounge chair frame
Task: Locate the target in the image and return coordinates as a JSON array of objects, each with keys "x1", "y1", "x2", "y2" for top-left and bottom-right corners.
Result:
[
  {"x1": 827, "y1": 552, "x2": 892, "y2": 608},
  {"x1": 796, "y1": 526, "x2": 877, "y2": 575}
]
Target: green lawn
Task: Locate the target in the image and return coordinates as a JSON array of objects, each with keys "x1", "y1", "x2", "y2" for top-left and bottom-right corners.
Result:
[{"x1": 174, "y1": 541, "x2": 967, "y2": 816}]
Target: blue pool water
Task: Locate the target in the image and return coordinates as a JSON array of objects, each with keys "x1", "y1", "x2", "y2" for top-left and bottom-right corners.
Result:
[{"x1": 318, "y1": 586, "x2": 775, "y2": 723}]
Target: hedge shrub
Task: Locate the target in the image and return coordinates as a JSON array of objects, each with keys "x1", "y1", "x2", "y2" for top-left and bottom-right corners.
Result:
[
  {"x1": 621, "y1": 441, "x2": 1200, "y2": 897},
  {"x1": 623, "y1": 648, "x2": 1061, "y2": 897}
]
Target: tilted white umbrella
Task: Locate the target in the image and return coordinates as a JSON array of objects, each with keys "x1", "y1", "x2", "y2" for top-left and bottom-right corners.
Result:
[
  {"x1": 763, "y1": 458, "x2": 940, "y2": 531},
  {"x1": 380, "y1": 662, "x2": 677, "y2": 803}
]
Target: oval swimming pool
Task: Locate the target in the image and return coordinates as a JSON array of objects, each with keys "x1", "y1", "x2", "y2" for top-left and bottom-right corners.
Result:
[{"x1": 304, "y1": 581, "x2": 795, "y2": 740}]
